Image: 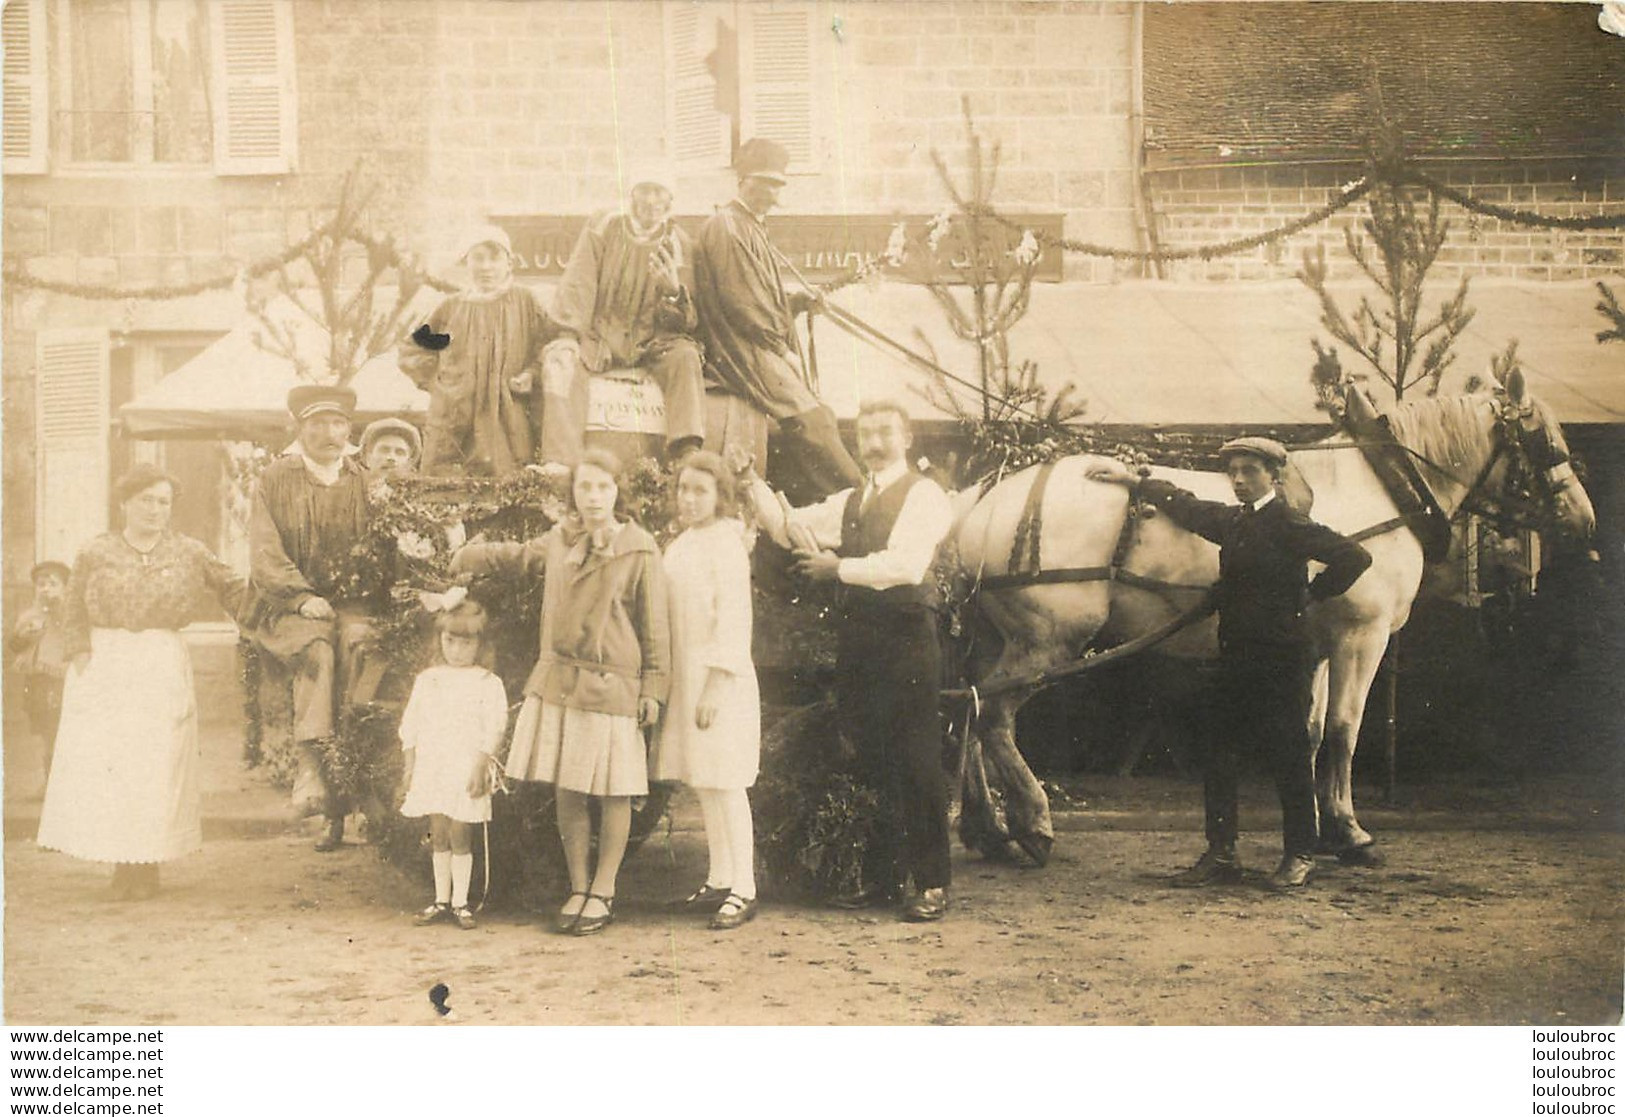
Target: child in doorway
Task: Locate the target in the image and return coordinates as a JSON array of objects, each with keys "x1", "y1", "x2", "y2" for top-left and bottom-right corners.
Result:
[
  {"x1": 399, "y1": 598, "x2": 509, "y2": 929},
  {"x1": 10, "y1": 561, "x2": 71, "y2": 789}
]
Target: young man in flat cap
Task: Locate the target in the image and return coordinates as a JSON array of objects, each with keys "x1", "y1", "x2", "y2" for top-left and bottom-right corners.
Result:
[
  {"x1": 542, "y1": 167, "x2": 707, "y2": 468},
  {"x1": 360, "y1": 417, "x2": 421, "y2": 479},
  {"x1": 1089, "y1": 438, "x2": 1372, "y2": 890},
  {"x1": 693, "y1": 137, "x2": 863, "y2": 497},
  {"x1": 244, "y1": 385, "x2": 374, "y2": 850}
]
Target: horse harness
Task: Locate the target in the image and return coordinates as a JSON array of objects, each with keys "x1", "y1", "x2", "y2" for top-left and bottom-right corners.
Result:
[{"x1": 947, "y1": 410, "x2": 1574, "y2": 704}]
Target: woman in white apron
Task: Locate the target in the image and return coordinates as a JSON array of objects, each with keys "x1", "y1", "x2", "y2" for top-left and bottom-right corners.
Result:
[{"x1": 37, "y1": 464, "x2": 244, "y2": 900}]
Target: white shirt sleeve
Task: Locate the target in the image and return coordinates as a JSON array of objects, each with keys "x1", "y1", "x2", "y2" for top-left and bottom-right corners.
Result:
[
  {"x1": 837, "y1": 479, "x2": 954, "y2": 591},
  {"x1": 399, "y1": 674, "x2": 427, "y2": 751}
]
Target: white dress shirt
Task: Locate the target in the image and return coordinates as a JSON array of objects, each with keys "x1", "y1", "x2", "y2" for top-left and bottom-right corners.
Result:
[{"x1": 749, "y1": 459, "x2": 954, "y2": 591}]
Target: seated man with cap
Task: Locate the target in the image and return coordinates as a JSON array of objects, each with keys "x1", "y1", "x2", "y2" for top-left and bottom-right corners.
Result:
[
  {"x1": 1088, "y1": 437, "x2": 1372, "y2": 891},
  {"x1": 540, "y1": 166, "x2": 707, "y2": 468},
  {"x1": 360, "y1": 417, "x2": 422, "y2": 479},
  {"x1": 399, "y1": 224, "x2": 550, "y2": 477},
  {"x1": 243, "y1": 385, "x2": 376, "y2": 850},
  {"x1": 693, "y1": 137, "x2": 863, "y2": 497}
]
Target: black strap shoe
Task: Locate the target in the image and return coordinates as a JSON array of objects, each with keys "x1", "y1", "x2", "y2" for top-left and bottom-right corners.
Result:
[{"x1": 1168, "y1": 847, "x2": 1242, "y2": 888}]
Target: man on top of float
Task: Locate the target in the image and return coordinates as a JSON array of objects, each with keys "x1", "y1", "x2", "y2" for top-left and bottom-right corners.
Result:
[
  {"x1": 693, "y1": 137, "x2": 863, "y2": 496},
  {"x1": 1088, "y1": 438, "x2": 1372, "y2": 891},
  {"x1": 540, "y1": 166, "x2": 707, "y2": 469}
]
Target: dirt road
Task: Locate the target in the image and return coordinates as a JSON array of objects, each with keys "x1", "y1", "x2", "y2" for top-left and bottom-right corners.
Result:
[{"x1": 5, "y1": 778, "x2": 1620, "y2": 1026}]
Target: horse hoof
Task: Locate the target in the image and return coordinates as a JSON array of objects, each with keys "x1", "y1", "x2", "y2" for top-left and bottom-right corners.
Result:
[
  {"x1": 1337, "y1": 845, "x2": 1384, "y2": 867},
  {"x1": 1014, "y1": 832, "x2": 1053, "y2": 868}
]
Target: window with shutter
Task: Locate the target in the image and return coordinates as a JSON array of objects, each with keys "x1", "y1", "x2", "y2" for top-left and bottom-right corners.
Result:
[
  {"x1": 738, "y1": 4, "x2": 817, "y2": 169},
  {"x1": 34, "y1": 330, "x2": 112, "y2": 564},
  {"x1": 209, "y1": 0, "x2": 296, "y2": 175},
  {"x1": 664, "y1": 2, "x2": 731, "y2": 168},
  {"x1": 3, "y1": 0, "x2": 49, "y2": 174}
]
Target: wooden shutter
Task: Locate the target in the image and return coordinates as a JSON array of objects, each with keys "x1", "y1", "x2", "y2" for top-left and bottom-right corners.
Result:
[
  {"x1": 665, "y1": 2, "x2": 729, "y2": 167},
  {"x1": 3, "y1": 0, "x2": 49, "y2": 174},
  {"x1": 210, "y1": 0, "x2": 296, "y2": 175},
  {"x1": 34, "y1": 330, "x2": 112, "y2": 564},
  {"x1": 739, "y1": 4, "x2": 817, "y2": 168}
]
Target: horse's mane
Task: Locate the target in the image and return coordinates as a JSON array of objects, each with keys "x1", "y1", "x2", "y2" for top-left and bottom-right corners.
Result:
[{"x1": 1384, "y1": 393, "x2": 1497, "y2": 475}]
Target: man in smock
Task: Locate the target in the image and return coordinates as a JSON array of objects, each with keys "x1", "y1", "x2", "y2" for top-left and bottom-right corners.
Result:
[
  {"x1": 243, "y1": 385, "x2": 374, "y2": 851},
  {"x1": 694, "y1": 137, "x2": 863, "y2": 496},
  {"x1": 740, "y1": 399, "x2": 954, "y2": 921},
  {"x1": 540, "y1": 167, "x2": 707, "y2": 467}
]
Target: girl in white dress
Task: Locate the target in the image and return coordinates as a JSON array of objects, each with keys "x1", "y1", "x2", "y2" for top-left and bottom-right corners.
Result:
[
  {"x1": 651, "y1": 451, "x2": 762, "y2": 930},
  {"x1": 399, "y1": 600, "x2": 509, "y2": 930}
]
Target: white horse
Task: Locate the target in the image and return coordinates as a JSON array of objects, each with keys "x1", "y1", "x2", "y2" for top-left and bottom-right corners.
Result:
[{"x1": 951, "y1": 374, "x2": 1597, "y2": 867}]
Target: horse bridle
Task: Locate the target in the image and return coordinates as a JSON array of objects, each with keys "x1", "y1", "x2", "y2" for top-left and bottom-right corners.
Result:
[{"x1": 1448, "y1": 400, "x2": 1576, "y2": 536}]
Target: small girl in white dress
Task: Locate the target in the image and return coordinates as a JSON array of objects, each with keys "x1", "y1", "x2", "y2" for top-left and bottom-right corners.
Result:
[{"x1": 399, "y1": 600, "x2": 509, "y2": 929}]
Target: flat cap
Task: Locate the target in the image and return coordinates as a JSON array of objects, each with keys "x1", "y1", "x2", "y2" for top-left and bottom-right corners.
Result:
[
  {"x1": 287, "y1": 383, "x2": 356, "y2": 422},
  {"x1": 360, "y1": 417, "x2": 422, "y2": 460},
  {"x1": 1217, "y1": 436, "x2": 1289, "y2": 468}
]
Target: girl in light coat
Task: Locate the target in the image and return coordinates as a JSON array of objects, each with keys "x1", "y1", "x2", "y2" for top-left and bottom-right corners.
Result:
[{"x1": 651, "y1": 451, "x2": 762, "y2": 930}]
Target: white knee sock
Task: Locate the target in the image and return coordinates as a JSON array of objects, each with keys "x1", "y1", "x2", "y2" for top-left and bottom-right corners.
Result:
[
  {"x1": 432, "y1": 851, "x2": 452, "y2": 905},
  {"x1": 695, "y1": 790, "x2": 731, "y2": 889},
  {"x1": 450, "y1": 853, "x2": 474, "y2": 908},
  {"x1": 722, "y1": 789, "x2": 756, "y2": 901}
]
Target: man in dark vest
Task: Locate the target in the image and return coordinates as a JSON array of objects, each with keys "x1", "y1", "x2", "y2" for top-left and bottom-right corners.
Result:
[
  {"x1": 1089, "y1": 438, "x2": 1372, "y2": 890},
  {"x1": 694, "y1": 136, "x2": 863, "y2": 496},
  {"x1": 739, "y1": 399, "x2": 954, "y2": 920}
]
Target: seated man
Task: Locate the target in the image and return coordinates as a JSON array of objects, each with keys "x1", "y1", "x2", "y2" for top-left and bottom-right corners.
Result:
[
  {"x1": 360, "y1": 417, "x2": 421, "y2": 479},
  {"x1": 243, "y1": 385, "x2": 375, "y2": 851},
  {"x1": 541, "y1": 167, "x2": 707, "y2": 468}
]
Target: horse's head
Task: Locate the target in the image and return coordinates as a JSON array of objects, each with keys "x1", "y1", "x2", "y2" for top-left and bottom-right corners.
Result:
[{"x1": 1489, "y1": 368, "x2": 1596, "y2": 542}]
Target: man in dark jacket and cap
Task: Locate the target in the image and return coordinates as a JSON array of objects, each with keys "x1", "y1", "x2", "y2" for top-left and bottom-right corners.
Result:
[
  {"x1": 1089, "y1": 437, "x2": 1373, "y2": 891},
  {"x1": 244, "y1": 384, "x2": 374, "y2": 850},
  {"x1": 693, "y1": 137, "x2": 862, "y2": 495}
]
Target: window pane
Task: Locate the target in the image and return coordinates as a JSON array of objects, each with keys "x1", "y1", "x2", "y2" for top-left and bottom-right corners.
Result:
[
  {"x1": 70, "y1": 0, "x2": 135, "y2": 162},
  {"x1": 151, "y1": 0, "x2": 210, "y2": 163}
]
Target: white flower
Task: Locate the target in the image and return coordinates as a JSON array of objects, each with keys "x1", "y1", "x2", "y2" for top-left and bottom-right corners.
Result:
[
  {"x1": 1011, "y1": 229, "x2": 1039, "y2": 266},
  {"x1": 1341, "y1": 177, "x2": 1367, "y2": 194},
  {"x1": 396, "y1": 529, "x2": 435, "y2": 560},
  {"x1": 368, "y1": 480, "x2": 393, "y2": 503},
  {"x1": 883, "y1": 223, "x2": 908, "y2": 268}
]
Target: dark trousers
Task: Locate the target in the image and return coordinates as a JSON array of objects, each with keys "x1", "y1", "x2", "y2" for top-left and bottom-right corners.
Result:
[
  {"x1": 835, "y1": 608, "x2": 951, "y2": 892},
  {"x1": 1203, "y1": 643, "x2": 1318, "y2": 858}
]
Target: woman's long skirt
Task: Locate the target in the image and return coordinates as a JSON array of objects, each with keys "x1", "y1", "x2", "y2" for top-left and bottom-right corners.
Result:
[{"x1": 36, "y1": 629, "x2": 203, "y2": 864}]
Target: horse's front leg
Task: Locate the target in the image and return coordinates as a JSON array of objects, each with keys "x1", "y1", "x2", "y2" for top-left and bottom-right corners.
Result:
[{"x1": 1318, "y1": 630, "x2": 1389, "y2": 864}]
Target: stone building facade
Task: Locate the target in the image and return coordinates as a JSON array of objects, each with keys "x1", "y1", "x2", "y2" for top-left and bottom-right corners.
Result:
[{"x1": 3, "y1": 0, "x2": 1620, "y2": 616}]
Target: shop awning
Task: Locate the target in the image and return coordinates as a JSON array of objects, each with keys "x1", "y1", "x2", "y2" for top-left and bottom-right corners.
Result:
[{"x1": 119, "y1": 294, "x2": 433, "y2": 439}]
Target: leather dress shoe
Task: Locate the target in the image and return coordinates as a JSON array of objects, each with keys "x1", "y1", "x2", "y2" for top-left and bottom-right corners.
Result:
[
  {"x1": 1168, "y1": 847, "x2": 1242, "y2": 888},
  {"x1": 901, "y1": 887, "x2": 948, "y2": 922},
  {"x1": 1264, "y1": 853, "x2": 1315, "y2": 891}
]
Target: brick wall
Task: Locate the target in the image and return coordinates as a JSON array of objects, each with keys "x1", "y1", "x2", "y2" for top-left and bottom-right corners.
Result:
[{"x1": 1147, "y1": 159, "x2": 1625, "y2": 283}]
